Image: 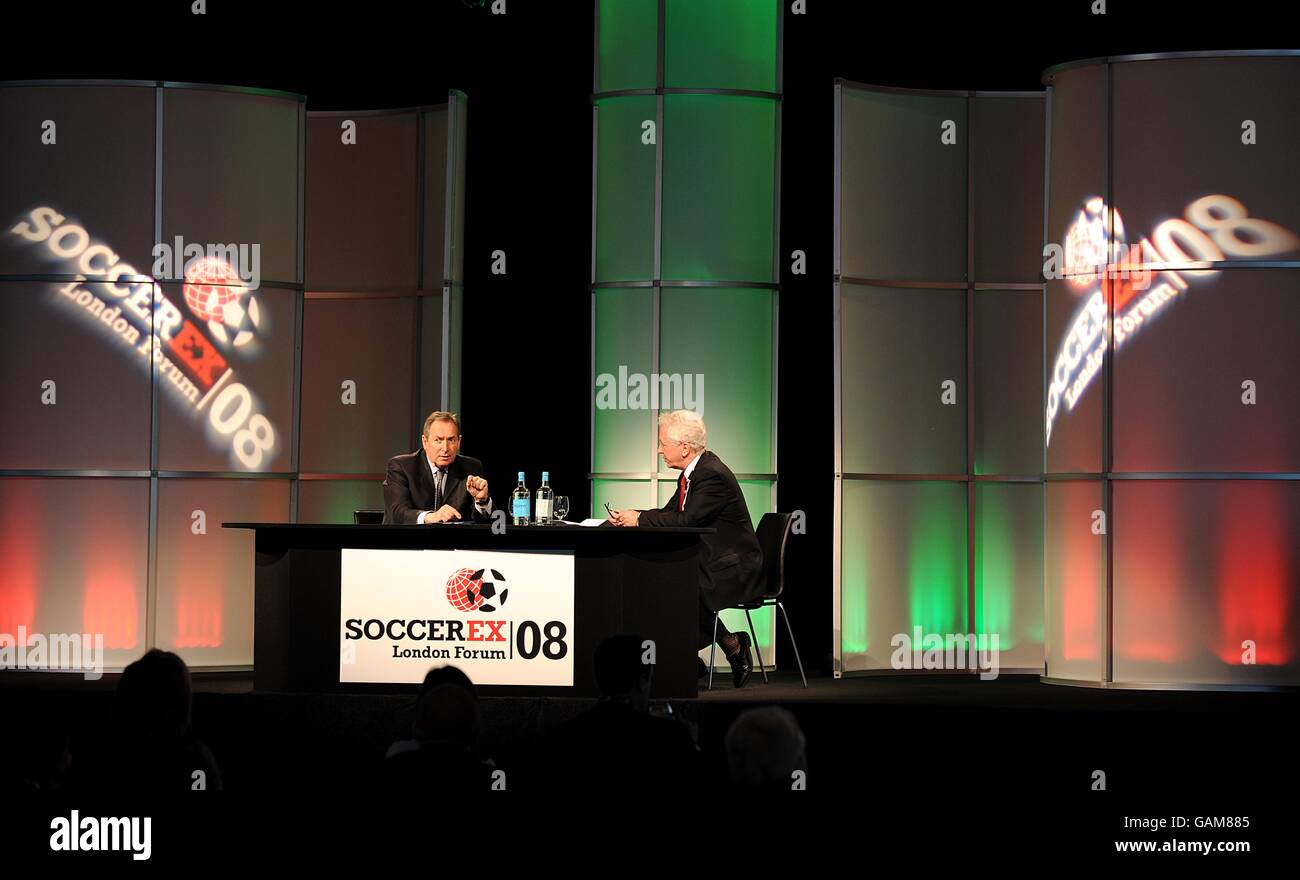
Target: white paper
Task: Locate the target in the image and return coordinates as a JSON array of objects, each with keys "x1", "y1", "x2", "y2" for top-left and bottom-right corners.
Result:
[{"x1": 578, "y1": 518, "x2": 607, "y2": 527}]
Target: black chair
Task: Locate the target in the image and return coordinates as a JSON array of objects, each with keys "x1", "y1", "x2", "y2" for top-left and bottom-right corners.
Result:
[
  {"x1": 707, "y1": 512, "x2": 807, "y2": 690},
  {"x1": 353, "y1": 510, "x2": 384, "y2": 525}
]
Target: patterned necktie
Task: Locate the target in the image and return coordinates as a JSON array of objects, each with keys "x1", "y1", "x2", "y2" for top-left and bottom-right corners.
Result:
[
  {"x1": 434, "y1": 468, "x2": 445, "y2": 509},
  {"x1": 679, "y1": 473, "x2": 687, "y2": 511}
]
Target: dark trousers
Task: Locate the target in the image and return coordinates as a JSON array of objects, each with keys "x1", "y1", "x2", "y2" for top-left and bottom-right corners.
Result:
[{"x1": 698, "y1": 594, "x2": 732, "y2": 651}]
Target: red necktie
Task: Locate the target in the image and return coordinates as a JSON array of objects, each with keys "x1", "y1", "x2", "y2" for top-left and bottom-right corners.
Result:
[{"x1": 679, "y1": 473, "x2": 687, "y2": 511}]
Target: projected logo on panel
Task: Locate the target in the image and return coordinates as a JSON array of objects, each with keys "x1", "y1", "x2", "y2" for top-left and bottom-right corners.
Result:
[
  {"x1": 8, "y1": 207, "x2": 279, "y2": 470},
  {"x1": 1045, "y1": 194, "x2": 1297, "y2": 448}
]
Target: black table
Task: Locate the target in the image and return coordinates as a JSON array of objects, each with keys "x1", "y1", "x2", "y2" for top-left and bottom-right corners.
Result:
[{"x1": 225, "y1": 523, "x2": 710, "y2": 698}]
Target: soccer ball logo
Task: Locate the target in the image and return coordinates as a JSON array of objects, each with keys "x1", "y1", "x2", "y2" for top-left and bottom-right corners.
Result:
[
  {"x1": 183, "y1": 256, "x2": 261, "y2": 348},
  {"x1": 1063, "y1": 196, "x2": 1127, "y2": 293},
  {"x1": 445, "y1": 567, "x2": 508, "y2": 613}
]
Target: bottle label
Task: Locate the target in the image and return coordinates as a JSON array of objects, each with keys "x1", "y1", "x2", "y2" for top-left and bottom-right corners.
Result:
[
  {"x1": 536, "y1": 499, "x2": 552, "y2": 519},
  {"x1": 512, "y1": 498, "x2": 529, "y2": 519}
]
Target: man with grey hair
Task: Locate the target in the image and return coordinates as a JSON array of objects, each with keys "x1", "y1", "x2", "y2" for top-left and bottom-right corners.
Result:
[
  {"x1": 383, "y1": 411, "x2": 493, "y2": 525},
  {"x1": 609, "y1": 410, "x2": 763, "y2": 687}
]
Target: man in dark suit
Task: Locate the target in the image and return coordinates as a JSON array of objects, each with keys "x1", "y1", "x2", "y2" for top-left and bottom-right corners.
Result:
[
  {"x1": 608, "y1": 410, "x2": 763, "y2": 687},
  {"x1": 383, "y1": 411, "x2": 494, "y2": 524}
]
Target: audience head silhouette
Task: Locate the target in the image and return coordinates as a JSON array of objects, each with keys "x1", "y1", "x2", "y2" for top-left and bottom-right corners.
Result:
[
  {"x1": 413, "y1": 683, "x2": 481, "y2": 748},
  {"x1": 725, "y1": 706, "x2": 806, "y2": 790},
  {"x1": 593, "y1": 633, "x2": 653, "y2": 711},
  {"x1": 115, "y1": 648, "x2": 193, "y2": 741}
]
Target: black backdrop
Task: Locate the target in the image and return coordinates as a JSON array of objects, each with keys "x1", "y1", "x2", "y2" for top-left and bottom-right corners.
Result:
[{"x1": 0, "y1": 0, "x2": 1278, "y2": 675}]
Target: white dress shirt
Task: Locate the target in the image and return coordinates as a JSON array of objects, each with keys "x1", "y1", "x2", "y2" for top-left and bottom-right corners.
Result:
[
  {"x1": 417, "y1": 453, "x2": 493, "y2": 523},
  {"x1": 677, "y1": 452, "x2": 702, "y2": 508}
]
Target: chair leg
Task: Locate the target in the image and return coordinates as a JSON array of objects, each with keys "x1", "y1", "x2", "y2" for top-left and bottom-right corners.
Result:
[
  {"x1": 707, "y1": 611, "x2": 719, "y2": 691},
  {"x1": 776, "y1": 601, "x2": 808, "y2": 688},
  {"x1": 743, "y1": 608, "x2": 768, "y2": 684}
]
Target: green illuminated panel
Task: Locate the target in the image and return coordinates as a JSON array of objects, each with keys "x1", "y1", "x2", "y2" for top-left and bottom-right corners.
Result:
[
  {"x1": 662, "y1": 95, "x2": 775, "y2": 282},
  {"x1": 592, "y1": 479, "x2": 654, "y2": 521},
  {"x1": 664, "y1": 0, "x2": 778, "y2": 92},
  {"x1": 593, "y1": 289, "x2": 654, "y2": 473},
  {"x1": 658, "y1": 288, "x2": 773, "y2": 474},
  {"x1": 298, "y1": 480, "x2": 386, "y2": 524},
  {"x1": 842, "y1": 480, "x2": 967, "y2": 670},
  {"x1": 974, "y1": 482, "x2": 1044, "y2": 668},
  {"x1": 597, "y1": 0, "x2": 658, "y2": 92},
  {"x1": 595, "y1": 97, "x2": 657, "y2": 282}
]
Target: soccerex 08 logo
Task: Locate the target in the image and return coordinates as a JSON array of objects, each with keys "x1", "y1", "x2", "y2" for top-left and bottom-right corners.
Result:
[{"x1": 446, "y1": 567, "x2": 508, "y2": 613}]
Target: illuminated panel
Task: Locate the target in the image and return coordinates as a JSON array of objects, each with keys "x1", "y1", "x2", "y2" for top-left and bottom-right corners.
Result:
[
  {"x1": 1113, "y1": 270, "x2": 1299, "y2": 473},
  {"x1": 972, "y1": 97, "x2": 1046, "y2": 285},
  {"x1": 1043, "y1": 480, "x2": 1106, "y2": 681},
  {"x1": 6, "y1": 207, "x2": 292, "y2": 474},
  {"x1": 161, "y1": 88, "x2": 300, "y2": 286},
  {"x1": 1045, "y1": 64, "x2": 1105, "y2": 275},
  {"x1": 0, "y1": 282, "x2": 152, "y2": 469},
  {"x1": 840, "y1": 87, "x2": 967, "y2": 282},
  {"x1": 1113, "y1": 480, "x2": 1299, "y2": 686},
  {"x1": 1112, "y1": 58, "x2": 1300, "y2": 249},
  {"x1": 0, "y1": 86, "x2": 155, "y2": 278},
  {"x1": 840, "y1": 284, "x2": 965, "y2": 475},
  {"x1": 597, "y1": 0, "x2": 658, "y2": 92},
  {"x1": 974, "y1": 289, "x2": 1043, "y2": 476},
  {"x1": 661, "y1": 95, "x2": 775, "y2": 282},
  {"x1": 297, "y1": 480, "x2": 386, "y2": 525},
  {"x1": 975, "y1": 482, "x2": 1044, "y2": 669},
  {"x1": 658, "y1": 288, "x2": 773, "y2": 475},
  {"x1": 0, "y1": 478, "x2": 148, "y2": 670},
  {"x1": 1044, "y1": 277, "x2": 1103, "y2": 473},
  {"x1": 299, "y1": 298, "x2": 417, "y2": 474},
  {"x1": 664, "y1": 0, "x2": 777, "y2": 92},
  {"x1": 842, "y1": 480, "x2": 967, "y2": 671},
  {"x1": 154, "y1": 478, "x2": 289, "y2": 666},
  {"x1": 591, "y1": 479, "x2": 654, "y2": 520},
  {"x1": 593, "y1": 289, "x2": 653, "y2": 474},
  {"x1": 305, "y1": 112, "x2": 418, "y2": 291},
  {"x1": 594, "y1": 97, "x2": 656, "y2": 283},
  {"x1": 1047, "y1": 196, "x2": 1296, "y2": 462},
  {"x1": 155, "y1": 281, "x2": 296, "y2": 473}
]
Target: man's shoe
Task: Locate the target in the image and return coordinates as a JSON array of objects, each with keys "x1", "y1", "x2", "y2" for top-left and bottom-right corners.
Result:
[
  {"x1": 728, "y1": 632, "x2": 753, "y2": 689},
  {"x1": 697, "y1": 658, "x2": 709, "y2": 680}
]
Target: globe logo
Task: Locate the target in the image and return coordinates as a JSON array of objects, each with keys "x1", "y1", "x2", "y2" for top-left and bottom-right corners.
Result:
[
  {"x1": 183, "y1": 256, "x2": 261, "y2": 348},
  {"x1": 445, "y1": 567, "x2": 509, "y2": 613}
]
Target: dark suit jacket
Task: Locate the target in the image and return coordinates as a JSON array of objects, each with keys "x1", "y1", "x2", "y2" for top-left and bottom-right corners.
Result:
[
  {"x1": 382, "y1": 451, "x2": 492, "y2": 525},
  {"x1": 638, "y1": 450, "x2": 764, "y2": 611}
]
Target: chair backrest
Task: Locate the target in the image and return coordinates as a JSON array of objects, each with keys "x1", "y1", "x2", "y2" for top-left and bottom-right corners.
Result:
[
  {"x1": 754, "y1": 512, "x2": 792, "y2": 599},
  {"x1": 353, "y1": 509, "x2": 384, "y2": 525}
]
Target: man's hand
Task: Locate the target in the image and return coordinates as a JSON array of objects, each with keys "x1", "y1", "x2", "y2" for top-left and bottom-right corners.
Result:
[
  {"x1": 466, "y1": 475, "x2": 490, "y2": 503},
  {"x1": 426, "y1": 505, "x2": 463, "y2": 524},
  {"x1": 609, "y1": 508, "x2": 639, "y2": 527}
]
